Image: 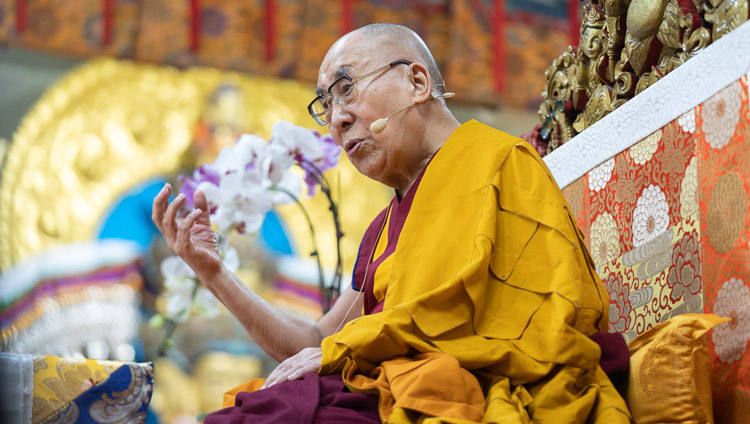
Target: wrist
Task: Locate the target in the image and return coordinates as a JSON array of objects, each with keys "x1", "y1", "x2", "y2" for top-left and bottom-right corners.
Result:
[{"x1": 196, "y1": 262, "x2": 227, "y2": 289}]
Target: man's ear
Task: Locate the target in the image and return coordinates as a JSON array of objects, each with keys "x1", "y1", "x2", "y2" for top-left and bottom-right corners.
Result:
[{"x1": 408, "y1": 62, "x2": 432, "y2": 104}]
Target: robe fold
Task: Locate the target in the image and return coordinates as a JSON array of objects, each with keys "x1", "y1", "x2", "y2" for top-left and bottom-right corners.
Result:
[
  {"x1": 320, "y1": 120, "x2": 631, "y2": 422},
  {"x1": 210, "y1": 373, "x2": 381, "y2": 423}
]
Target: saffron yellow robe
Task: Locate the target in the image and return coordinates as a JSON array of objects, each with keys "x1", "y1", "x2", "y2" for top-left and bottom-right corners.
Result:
[{"x1": 320, "y1": 120, "x2": 631, "y2": 423}]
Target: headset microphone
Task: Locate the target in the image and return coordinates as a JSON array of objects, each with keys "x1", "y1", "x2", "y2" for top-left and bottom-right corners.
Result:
[{"x1": 370, "y1": 91, "x2": 455, "y2": 134}]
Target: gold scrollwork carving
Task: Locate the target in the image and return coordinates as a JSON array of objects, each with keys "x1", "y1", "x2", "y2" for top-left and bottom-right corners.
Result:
[
  {"x1": 0, "y1": 59, "x2": 391, "y2": 273},
  {"x1": 533, "y1": 0, "x2": 748, "y2": 154},
  {"x1": 705, "y1": 0, "x2": 749, "y2": 41},
  {"x1": 574, "y1": 85, "x2": 618, "y2": 132},
  {"x1": 539, "y1": 46, "x2": 578, "y2": 151},
  {"x1": 0, "y1": 60, "x2": 209, "y2": 269}
]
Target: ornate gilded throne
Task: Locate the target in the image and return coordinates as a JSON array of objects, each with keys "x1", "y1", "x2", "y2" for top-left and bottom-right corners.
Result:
[{"x1": 529, "y1": 1, "x2": 750, "y2": 422}]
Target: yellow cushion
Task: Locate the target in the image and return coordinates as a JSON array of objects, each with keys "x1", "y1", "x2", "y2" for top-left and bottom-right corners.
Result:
[{"x1": 627, "y1": 313, "x2": 729, "y2": 424}]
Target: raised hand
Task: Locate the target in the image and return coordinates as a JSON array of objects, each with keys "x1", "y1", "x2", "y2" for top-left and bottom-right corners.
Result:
[
  {"x1": 152, "y1": 184, "x2": 223, "y2": 281},
  {"x1": 261, "y1": 347, "x2": 323, "y2": 389}
]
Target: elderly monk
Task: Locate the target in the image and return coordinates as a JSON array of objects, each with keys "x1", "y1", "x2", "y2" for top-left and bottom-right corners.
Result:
[{"x1": 152, "y1": 23, "x2": 630, "y2": 423}]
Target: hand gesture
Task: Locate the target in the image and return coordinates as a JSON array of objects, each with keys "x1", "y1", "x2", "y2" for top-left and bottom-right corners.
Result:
[
  {"x1": 152, "y1": 183, "x2": 222, "y2": 281},
  {"x1": 261, "y1": 347, "x2": 322, "y2": 389}
]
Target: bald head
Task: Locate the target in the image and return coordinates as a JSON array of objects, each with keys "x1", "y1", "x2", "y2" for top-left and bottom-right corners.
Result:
[
  {"x1": 316, "y1": 23, "x2": 459, "y2": 195},
  {"x1": 329, "y1": 23, "x2": 446, "y2": 95}
]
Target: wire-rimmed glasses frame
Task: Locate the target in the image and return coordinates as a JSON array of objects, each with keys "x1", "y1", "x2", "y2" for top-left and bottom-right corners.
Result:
[{"x1": 308, "y1": 60, "x2": 411, "y2": 126}]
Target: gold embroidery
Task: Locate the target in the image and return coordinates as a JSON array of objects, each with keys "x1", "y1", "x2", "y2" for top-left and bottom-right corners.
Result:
[
  {"x1": 707, "y1": 172, "x2": 747, "y2": 254},
  {"x1": 88, "y1": 364, "x2": 153, "y2": 423}
]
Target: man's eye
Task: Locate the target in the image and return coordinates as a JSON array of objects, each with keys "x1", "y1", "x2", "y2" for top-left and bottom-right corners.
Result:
[{"x1": 341, "y1": 83, "x2": 353, "y2": 94}]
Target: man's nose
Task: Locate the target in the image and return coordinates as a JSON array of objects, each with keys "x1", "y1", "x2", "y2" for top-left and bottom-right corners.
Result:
[{"x1": 329, "y1": 103, "x2": 353, "y2": 133}]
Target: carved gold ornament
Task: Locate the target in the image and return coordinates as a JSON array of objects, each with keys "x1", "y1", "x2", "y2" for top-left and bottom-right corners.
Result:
[
  {"x1": 0, "y1": 59, "x2": 390, "y2": 272},
  {"x1": 705, "y1": 0, "x2": 749, "y2": 41},
  {"x1": 535, "y1": 0, "x2": 749, "y2": 153},
  {"x1": 1, "y1": 59, "x2": 206, "y2": 269}
]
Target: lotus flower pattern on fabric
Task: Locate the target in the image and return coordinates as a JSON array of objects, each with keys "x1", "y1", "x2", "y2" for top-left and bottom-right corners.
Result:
[
  {"x1": 629, "y1": 129, "x2": 660, "y2": 165},
  {"x1": 678, "y1": 108, "x2": 696, "y2": 134},
  {"x1": 604, "y1": 273, "x2": 631, "y2": 333},
  {"x1": 590, "y1": 212, "x2": 621, "y2": 268},
  {"x1": 632, "y1": 184, "x2": 669, "y2": 248},
  {"x1": 588, "y1": 157, "x2": 615, "y2": 192},
  {"x1": 666, "y1": 230, "x2": 702, "y2": 302},
  {"x1": 712, "y1": 278, "x2": 750, "y2": 364},
  {"x1": 702, "y1": 80, "x2": 742, "y2": 150},
  {"x1": 680, "y1": 156, "x2": 698, "y2": 218}
]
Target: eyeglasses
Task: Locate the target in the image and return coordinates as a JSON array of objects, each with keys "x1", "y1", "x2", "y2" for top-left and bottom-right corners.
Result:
[{"x1": 308, "y1": 60, "x2": 411, "y2": 126}]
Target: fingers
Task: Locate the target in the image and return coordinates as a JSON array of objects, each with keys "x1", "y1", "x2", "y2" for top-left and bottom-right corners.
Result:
[
  {"x1": 261, "y1": 362, "x2": 290, "y2": 389},
  {"x1": 162, "y1": 193, "x2": 186, "y2": 243},
  {"x1": 263, "y1": 359, "x2": 298, "y2": 389},
  {"x1": 194, "y1": 190, "x2": 209, "y2": 212},
  {"x1": 193, "y1": 190, "x2": 213, "y2": 226},
  {"x1": 152, "y1": 184, "x2": 172, "y2": 233},
  {"x1": 176, "y1": 208, "x2": 203, "y2": 249},
  {"x1": 261, "y1": 348, "x2": 322, "y2": 389},
  {"x1": 287, "y1": 360, "x2": 319, "y2": 381}
]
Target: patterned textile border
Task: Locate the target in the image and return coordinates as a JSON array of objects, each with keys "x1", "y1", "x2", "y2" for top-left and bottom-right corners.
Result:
[
  {"x1": 0, "y1": 272, "x2": 143, "y2": 355},
  {"x1": 545, "y1": 21, "x2": 750, "y2": 190},
  {"x1": 561, "y1": 74, "x2": 750, "y2": 422},
  {"x1": 32, "y1": 356, "x2": 153, "y2": 424},
  {"x1": 0, "y1": 240, "x2": 142, "y2": 307},
  {"x1": 699, "y1": 76, "x2": 750, "y2": 423}
]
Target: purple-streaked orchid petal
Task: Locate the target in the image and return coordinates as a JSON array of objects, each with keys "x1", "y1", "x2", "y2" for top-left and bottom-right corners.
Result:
[
  {"x1": 272, "y1": 121, "x2": 324, "y2": 162},
  {"x1": 179, "y1": 164, "x2": 221, "y2": 209}
]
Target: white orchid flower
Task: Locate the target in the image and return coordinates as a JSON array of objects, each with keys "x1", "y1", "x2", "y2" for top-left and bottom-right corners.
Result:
[
  {"x1": 261, "y1": 143, "x2": 296, "y2": 185},
  {"x1": 193, "y1": 287, "x2": 220, "y2": 319},
  {"x1": 214, "y1": 134, "x2": 268, "y2": 175},
  {"x1": 160, "y1": 256, "x2": 196, "y2": 288},
  {"x1": 160, "y1": 256, "x2": 197, "y2": 322},
  {"x1": 166, "y1": 282, "x2": 195, "y2": 322},
  {"x1": 271, "y1": 121, "x2": 324, "y2": 162},
  {"x1": 198, "y1": 168, "x2": 273, "y2": 233},
  {"x1": 222, "y1": 246, "x2": 240, "y2": 273},
  {"x1": 270, "y1": 171, "x2": 302, "y2": 205}
]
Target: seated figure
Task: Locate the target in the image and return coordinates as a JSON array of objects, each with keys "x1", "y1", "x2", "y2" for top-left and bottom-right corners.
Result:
[{"x1": 152, "y1": 23, "x2": 630, "y2": 423}]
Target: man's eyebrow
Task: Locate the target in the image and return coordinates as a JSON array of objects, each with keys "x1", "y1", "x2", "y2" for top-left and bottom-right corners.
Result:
[
  {"x1": 317, "y1": 65, "x2": 353, "y2": 96},
  {"x1": 333, "y1": 65, "x2": 352, "y2": 80}
]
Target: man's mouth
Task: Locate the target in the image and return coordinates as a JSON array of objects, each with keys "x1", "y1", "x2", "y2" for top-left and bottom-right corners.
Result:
[{"x1": 344, "y1": 138, "x2": 364, "y2": 155}]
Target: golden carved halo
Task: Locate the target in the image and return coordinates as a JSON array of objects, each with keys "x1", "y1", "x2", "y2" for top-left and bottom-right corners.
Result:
[{"x1": 0, "y1": 58, "x2": 390, "y2": 272}]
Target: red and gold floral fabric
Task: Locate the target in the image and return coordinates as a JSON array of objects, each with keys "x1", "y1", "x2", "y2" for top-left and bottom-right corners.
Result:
[
  {"x1": 562, "y1": 75, "x2": 750, "y2": 421},
  {"x1": 0, "y1": 0, "x2": 574, "y2": 108}
]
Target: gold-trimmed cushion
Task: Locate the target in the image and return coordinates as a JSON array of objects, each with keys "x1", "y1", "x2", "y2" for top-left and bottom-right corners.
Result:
[{"x1": 627, "y1": 313, "x2": 729, "y2": 423}]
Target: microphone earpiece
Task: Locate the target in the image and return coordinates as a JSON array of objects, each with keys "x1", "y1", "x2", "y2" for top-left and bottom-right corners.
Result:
[
  {"x1": 369, "y1": 102, "x2": 416, "y2": 134},
  {"x1": 369, "y1": 90, "x2": 456, "y2": 135},
  {"x1": 370, "y1": 119, "x2": 388, "y2": 134}
]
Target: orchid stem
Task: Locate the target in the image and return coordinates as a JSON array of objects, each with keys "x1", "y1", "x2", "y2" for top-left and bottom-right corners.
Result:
[
  {"x1": 270, "y1": 185, "x2": 330, "y2": 312},
  {"x1": 158, "y1": 318, "x2": 176, "y2": 357},
  {"x1": 158, "y1": 282, "x2": 200, "y2": 356},
  {"x1": 298, "y1": 160, "x2": 344, "y2": 308}
]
